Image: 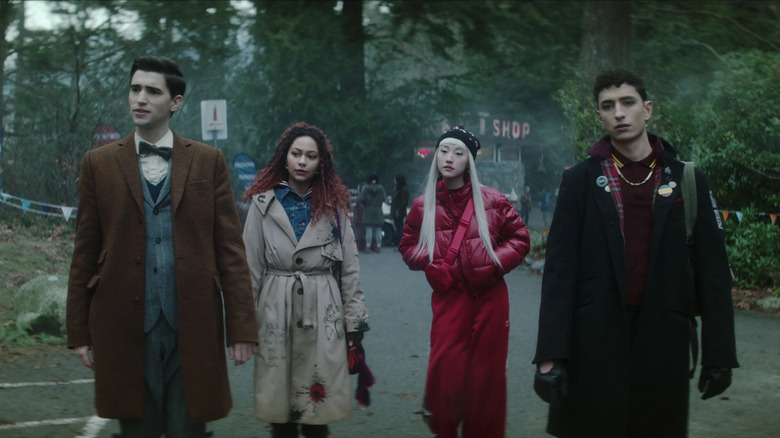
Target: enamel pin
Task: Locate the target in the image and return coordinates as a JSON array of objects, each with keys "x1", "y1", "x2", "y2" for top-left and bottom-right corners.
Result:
[{"x1": 658, "y1": 185, "x2": 673, "y2": 197}]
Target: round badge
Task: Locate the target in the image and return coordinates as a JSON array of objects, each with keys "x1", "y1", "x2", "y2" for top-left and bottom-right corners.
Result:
[
  {"x1": 596, "y1": 175, "x2": 608, "y2": 188},
  {"x1": 669, "y1": 181, "x2": 677, "y2": 189},
  {"x1": 658, "y1": 185, "x2": 673, "y2": 197}
]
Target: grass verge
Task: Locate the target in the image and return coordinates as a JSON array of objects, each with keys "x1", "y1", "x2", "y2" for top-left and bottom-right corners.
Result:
[{"x1": 0, "y1": 208, "x2": 74, "y2": 354}]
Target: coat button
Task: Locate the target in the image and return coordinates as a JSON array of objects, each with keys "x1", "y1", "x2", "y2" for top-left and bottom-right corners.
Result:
[
  {"x1": 296, "y1": 321, "x2": 303, "y2": 328},
  {"x1": 155, "y1": 237, "x2": 162, "y2": 244},
  {"x1": 132, "y1": 297, "x2": 142, "y2": 305},
  {"x1": 297, "y1": 288, "x2": 304, "y2": 295},
  {"x1": 296, "y1": 257, "x2": 303, "y2": 265},
  {"x1": 135, "y1": 256, "x2": 142, "y2": 264},
  {"x1": 153, "y1": 207, "x2": 159, "y2": 215}
]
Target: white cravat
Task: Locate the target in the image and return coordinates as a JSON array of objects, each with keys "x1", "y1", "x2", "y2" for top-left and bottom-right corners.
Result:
[{"x1": 135, "y1": 130, "x2": 173, "y2": 185}]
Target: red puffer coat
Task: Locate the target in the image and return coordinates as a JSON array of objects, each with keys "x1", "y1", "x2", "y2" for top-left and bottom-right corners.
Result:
[{"x1": 400, "y1": 179, "x2": 530, "y2": 295}]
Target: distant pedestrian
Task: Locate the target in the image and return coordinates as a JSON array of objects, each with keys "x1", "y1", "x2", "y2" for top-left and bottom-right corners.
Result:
[
  {"x1": 353, "y1": 183, "x2": 367, "y2": 252},
  {"x1": 359, "y1": 172, "x2": 387, "y2": 252},
  {"x1": 520, "y1": 185, "x2": 532, "y2": 225},
  {"x1": 399, "y1": 125, "x2": 530, "y2": 438},
  {"x1": 390, "y1": 174, "x2": 410, "y2": 246},
  {"x1": 242, "y1": 122, "x2": 370, "y2": 438},
  {"x1": 540, "y1": 188, "x2": 553, "y2": 227}
]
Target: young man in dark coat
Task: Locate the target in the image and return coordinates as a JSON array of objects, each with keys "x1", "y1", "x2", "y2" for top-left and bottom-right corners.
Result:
[
  {"x1": 67, "y1": 55, "x2": 258, "y2": 438},
  {"x1": 533, "y1": 69, "x2": 738, "y2": 437}
]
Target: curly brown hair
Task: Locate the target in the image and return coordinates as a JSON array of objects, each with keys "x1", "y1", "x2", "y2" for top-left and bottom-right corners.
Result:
[{"x1": 242, "y1": 122, "x2": 350, "y2": 223}]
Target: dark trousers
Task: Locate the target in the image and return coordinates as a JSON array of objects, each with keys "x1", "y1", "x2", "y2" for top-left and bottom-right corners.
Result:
[
  {"x1": 271, "y1": 422, "x2": 329, "y2": 438},
  {"x1": 119, "y1": 317, "x2": 206, "y2": 438},
  {"x1": 393, "y1": 214, "x2": 406, "y2": 246}
]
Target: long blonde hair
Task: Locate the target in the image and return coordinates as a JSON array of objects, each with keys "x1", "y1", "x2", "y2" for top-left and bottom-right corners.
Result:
[{"x1": 411, "y1": 151, "x2": 502, "y2": 269}]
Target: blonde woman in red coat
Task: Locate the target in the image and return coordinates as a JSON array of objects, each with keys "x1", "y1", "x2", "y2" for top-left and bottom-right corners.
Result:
[{"x1": 399, "y1": 126, "x2": 530, "y2": 438}]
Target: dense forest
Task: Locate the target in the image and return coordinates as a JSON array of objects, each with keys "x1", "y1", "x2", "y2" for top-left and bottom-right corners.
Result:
[{"x1": 0, "y1": 0, "x2": 778, "y2": 286}]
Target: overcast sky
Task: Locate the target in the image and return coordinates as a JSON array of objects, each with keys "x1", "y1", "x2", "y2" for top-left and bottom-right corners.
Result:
[{"x1": 25, "y1": 1, "x2": 60, "y2": 30}]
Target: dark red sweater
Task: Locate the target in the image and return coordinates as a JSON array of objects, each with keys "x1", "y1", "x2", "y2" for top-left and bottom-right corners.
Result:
[{"x1": 612, "y1": 138, "x2": 665, "y2": 308}]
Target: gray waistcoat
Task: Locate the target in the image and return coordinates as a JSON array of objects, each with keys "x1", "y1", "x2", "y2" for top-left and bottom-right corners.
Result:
[{"x1": 141, "y1": 164, "x2": 177, "y2": 332}]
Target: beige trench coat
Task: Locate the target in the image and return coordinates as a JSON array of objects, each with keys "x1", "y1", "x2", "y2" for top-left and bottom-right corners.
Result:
[{"x1": 243, "y1": 189, "x2": 369, "y2": 424}]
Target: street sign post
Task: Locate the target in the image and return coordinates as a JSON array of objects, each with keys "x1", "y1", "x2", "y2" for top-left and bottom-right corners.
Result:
[
  {"x1": 233, "y1": 153, "x2": 258, "y2": 190},
  {"x1": 201, "y1": 99, "x2": 228, "y2": 147}
]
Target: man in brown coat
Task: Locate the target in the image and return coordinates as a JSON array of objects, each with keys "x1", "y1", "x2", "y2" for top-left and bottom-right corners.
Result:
[{"x1": 67, "y1": 55, "x2": 258, "y2": 437}]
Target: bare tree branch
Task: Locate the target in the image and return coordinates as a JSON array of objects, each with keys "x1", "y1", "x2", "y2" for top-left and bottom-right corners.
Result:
[{"x1": 735, "y1": 161, "x2": 780, "y2": 181}]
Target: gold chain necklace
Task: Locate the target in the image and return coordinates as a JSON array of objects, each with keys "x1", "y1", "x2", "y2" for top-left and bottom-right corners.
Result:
[{"x1": 611, "y1": 154, "x2": 657, "y2": 187}]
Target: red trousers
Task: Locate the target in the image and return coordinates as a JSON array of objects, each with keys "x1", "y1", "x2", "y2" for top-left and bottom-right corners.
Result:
[{"x1": 425, "y1": 281, "x2": 510, "y2": 438}]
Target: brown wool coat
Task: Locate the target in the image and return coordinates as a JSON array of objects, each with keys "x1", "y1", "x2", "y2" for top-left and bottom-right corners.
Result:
[{"x1": 66, "y1": 132, "x2": 258, "y2": 422}]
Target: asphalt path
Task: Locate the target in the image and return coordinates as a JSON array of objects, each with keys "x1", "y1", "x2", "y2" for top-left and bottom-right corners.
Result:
[{"x1": 1, "y1": 246, "x2": 778, "y2": 437}]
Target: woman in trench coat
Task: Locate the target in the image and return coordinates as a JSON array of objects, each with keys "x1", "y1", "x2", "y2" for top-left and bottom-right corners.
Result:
[{"x1": 242, "y1": 122, "x2": 370, "y2": 438}]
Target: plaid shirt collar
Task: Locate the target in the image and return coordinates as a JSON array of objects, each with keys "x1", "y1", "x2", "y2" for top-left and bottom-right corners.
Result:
[{"x1": 593, "y1": 134, "x2": 665, "y2": 235}]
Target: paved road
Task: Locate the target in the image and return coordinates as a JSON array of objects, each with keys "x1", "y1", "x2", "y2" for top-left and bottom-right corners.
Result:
[{"x1": 1, "y1": 247, "x2": 779, "y2": 437}]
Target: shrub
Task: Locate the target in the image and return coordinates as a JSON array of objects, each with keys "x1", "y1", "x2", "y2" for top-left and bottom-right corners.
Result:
[{"x1": 723, "y1": 208, "x2": 780, "y2": 288}]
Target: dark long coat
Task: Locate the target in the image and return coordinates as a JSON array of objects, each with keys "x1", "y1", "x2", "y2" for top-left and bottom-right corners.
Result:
[
  {"x1": 67, "y1": 132, "x2": 258, "y2": 422},
  {"x1": 534, "y1": 139, "x2": 738, "y2": 437}
]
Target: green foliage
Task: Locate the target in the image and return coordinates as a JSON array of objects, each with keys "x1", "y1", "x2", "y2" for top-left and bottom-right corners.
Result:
[
  {"x1": 35, "y1": 333, "x2": 66, "y2": 345},
  {"x1": 723, "y1": 208, "x2": 780, "y2": 288},
  {"x1": 1, "y1": 1, "x2": 777, "y2": 291},
  {"x1": 383, "y1": 1, "x2": 583, "y2": 190},
  {"x1": 690, "y1": 51, "x2": 780, "y2": 211},
  {"x1": 643, "y1": 51, "x2": 780, "y2": 289},
  {"x1": 0, "y1": 324, "x2": 36, "y2": 347},
  {"x1": 0, "y1": 322, "x2": 64, "y2": 346},
  {"x1": 554, "y1": 78, "x2": 603, "y2": 161},
  {"x1": 526, "y1": 228, "x2": 547, "y2": 261},
  {"x1": 0, "y1": 209, "x2": 74, "y2": 348},
  {"x1": 0, "y1": 208, "x2": 76, "y2": 239}
]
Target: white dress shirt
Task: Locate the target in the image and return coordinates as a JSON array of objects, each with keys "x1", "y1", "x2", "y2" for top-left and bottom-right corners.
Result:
[{"x1": 135, "y1": 130, "x2": 173, "y2": 185}]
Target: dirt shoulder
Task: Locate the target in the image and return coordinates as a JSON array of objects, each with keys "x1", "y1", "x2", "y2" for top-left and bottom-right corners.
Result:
[
  {"x1": 732, "y1": 286, "x2": 779, "y2": 314},
  {"x1": 0, "y1": 216, "x2": 74, "y2": 356}
]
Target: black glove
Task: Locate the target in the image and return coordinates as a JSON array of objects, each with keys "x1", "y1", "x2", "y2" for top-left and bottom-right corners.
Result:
[
  {"x1": 534, "y1": 361, "x2": 568, "y2": 404},
  {"x1": 346, "y1": 331, "x2": 364, "y2": 349},
  {"x1": 698, "y1": 366, "x2": 732, "y2": 400}
]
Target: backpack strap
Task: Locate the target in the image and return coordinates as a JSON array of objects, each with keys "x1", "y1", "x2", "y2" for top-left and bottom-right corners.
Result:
[
  {"x1": 682, "y1": 161, "x2": 697, "y2": 243},
  {"x1": 681, "y1": 161, "x2": 699, "y2": 378}
]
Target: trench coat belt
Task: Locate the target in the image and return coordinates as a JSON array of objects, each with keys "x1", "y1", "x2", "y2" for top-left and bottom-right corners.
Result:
[{"x1": 266, "y1": 268, "x2": 332, "y2": 328}]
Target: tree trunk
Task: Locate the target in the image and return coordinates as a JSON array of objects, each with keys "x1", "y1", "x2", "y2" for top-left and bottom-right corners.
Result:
[
  {"x1": 579, "y1": 1, "x2": 631, "y2": 79},
  {"x1": 0, "y1": 0, "x2": 17, "y2": 192},
  {"x1": 341, "y1": 0, "x2": 365, "y2": 101}
]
